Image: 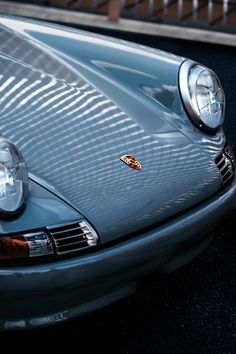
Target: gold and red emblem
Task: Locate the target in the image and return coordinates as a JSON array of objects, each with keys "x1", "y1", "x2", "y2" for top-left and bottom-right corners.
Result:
[{"x1": 120, "y1": 155, "x2": 142, "y2": 170}]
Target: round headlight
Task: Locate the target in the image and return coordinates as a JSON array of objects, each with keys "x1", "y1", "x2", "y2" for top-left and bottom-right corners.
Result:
[
  {"x1": 0, "y1": 137, "x2": 28, "y2": 216},
  {"x1": 179, "y1": 60, "x2": 225, "y2": 132}
]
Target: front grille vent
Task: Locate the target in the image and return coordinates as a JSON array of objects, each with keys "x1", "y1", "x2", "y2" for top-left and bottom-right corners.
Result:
[
  {"x1": 47, "y1": 221, "x2": 99, "y2": 256},
  {"x1": 215, "y1": 151, "x2": 234, "y2": 185}
]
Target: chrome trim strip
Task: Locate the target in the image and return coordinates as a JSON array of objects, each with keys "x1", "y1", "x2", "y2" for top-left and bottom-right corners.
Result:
[
  {"x1": 51, "y1": 232, "x2": 90, "y2": 241},
  {"x1": 47, "y1": 220, "x2": 99, "y2": 255},
  {"x1": 56, "y1": 239, "x2": 87, "y2": 248},
  {"x1": 215, "y1": 149, "x2": 234, "y2": 185},
  {"x1": 49, "y1": 227, "x2": 84, "y2": 235},
  {"x1": 56, "y1": 245, "x2": 91, "y2": 255}
]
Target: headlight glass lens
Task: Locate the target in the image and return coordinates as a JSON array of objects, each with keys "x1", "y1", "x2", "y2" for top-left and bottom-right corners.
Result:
[
  {"x1": 179, "y1": 61, "x2": 225, "y2": 132},
  {"x1": 0, "y1": 138, "x2": 28, "y2": 215}
]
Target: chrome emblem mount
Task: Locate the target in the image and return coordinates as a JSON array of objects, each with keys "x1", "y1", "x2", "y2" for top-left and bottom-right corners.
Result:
[{"x1": 120, "y1": 155, "x2": 142, "y2": 170}]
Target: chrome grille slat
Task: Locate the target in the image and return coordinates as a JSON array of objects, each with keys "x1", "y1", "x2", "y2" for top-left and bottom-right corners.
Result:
[
  {"x1": 49, "y1": 226, "x2": 83, "y2": 235},
  {"x1": 56, "y1": 239, "x2": 87, "y2": 248},
  {"x1": 49, "y1": 230, "x2": 90, "y2": 239},
  {"x1": 221, "y1": 168, "x2": 231, "y2": 177},
  {"x1": 219, "y1": 160, "x2": 229, "y2": 172},
  {"x1": 222, "y1": 169, "x2": 233, "y2": 179},
  {"x1": 224, "y1": 174, "x2": 234, "y2": 184},
  {"x1": 215, "y1": 149, "x2": 234, "y2": 185},
  {"x1": 56, "y1": 245, "x2": 91, "y2": 256},
  {"x1": 53, "y1": 233, "x2": 86, "y2": 242},
  {"x1": 47, "y1": 221, "x2": 99, "y2": 256},
  {"x1": 216, "y1": 156, "x2": 225, "y2": 166}
]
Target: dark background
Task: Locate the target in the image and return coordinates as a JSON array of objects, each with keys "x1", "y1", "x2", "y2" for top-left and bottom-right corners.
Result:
[{"x1": 1, "y1": 28, "x2": 236, "y2": 353}]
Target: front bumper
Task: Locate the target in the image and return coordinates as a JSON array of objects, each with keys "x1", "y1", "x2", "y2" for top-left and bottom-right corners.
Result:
[{"x1": 1, "y1": 177, "x2": 236, "y2": 330}]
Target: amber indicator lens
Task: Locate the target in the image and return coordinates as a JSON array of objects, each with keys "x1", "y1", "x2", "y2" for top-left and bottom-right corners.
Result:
[
  {"x1": 0, "y1": 236, "x2": 28, "y2": 259},
  {"x1": 0, "y1": 232, "x2": 53, "y2": 260}
]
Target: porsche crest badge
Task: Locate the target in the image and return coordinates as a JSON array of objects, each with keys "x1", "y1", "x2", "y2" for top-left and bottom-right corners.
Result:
[{"x1": 120, "y1": 155, "x2": 142, "y2": 170}]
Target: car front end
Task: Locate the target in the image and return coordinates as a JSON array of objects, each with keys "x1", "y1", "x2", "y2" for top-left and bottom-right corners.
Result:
[{"x1": 0, "y1": 15, "x2": 235, "y2": 330}]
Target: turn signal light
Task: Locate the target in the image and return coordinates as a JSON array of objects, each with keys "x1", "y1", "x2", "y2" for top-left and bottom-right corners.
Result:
[{"x1": 0, "y1": 232, "x2": 53, "y2": 260}]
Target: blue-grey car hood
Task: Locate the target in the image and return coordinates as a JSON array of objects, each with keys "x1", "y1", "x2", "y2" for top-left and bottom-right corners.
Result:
[{"x1": 0, "y1": 16, "x2": 223, "y2": 243}]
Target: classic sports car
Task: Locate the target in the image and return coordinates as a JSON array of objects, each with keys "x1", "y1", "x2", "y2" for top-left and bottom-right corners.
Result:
[{"x1": 0, "y1": 15, "x2": 235, "y2": 330}]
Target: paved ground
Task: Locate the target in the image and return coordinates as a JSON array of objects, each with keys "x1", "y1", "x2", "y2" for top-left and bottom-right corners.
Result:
[{"x1": 0, "y1": 29, "x2": 236, "y2": 353}]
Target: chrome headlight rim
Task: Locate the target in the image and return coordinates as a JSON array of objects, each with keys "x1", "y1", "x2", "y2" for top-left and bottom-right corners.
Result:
[
  {"x1": 0, "y1": 137, "x2": 29, "y2": 218},
  {"x1": 179, "y1": 60, "x2": 225, "y2": 133}
]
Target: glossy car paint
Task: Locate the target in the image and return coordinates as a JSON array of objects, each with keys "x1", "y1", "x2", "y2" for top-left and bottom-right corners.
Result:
[
  {"x1": 0, "y1": 17, "x2": 224, "y2": 243},
  {"x1": 1, "y1": 179, "x2": 236, "y2": 330},
  {"x1": 0, "y1": 16, "x2": 235, "y2": 330}
]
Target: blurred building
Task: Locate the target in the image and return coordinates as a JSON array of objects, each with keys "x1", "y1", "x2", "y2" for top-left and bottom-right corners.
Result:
[{"x1": 4, "y1": 0, "x2": 236, "y2": 33}]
